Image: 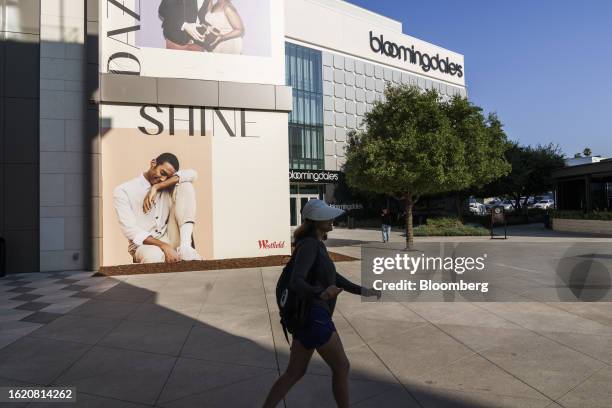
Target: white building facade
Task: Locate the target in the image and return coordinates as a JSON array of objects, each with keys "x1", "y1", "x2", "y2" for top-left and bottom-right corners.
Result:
[
  {"x1": 284, "y1": 0, "x2": 466, "y2": 225},
  {"x1": 0, "y1": 0, "x2": 466, "y2": 273}
]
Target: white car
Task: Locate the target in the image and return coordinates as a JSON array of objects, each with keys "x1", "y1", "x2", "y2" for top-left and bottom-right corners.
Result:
[
  {"x1": 533, "y1": 199, "x2": 555, "y2": 209},
  {"x1": 469, "y1": 202, "x2": 486, "y2": 215},
  {"x1": 500, "y1": 200, "x2": 515, "y2": 212}
]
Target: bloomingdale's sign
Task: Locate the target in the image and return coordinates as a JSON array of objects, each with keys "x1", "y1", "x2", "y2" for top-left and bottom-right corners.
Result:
[
  {"x1": 369, "y1": 31, "x2": 464, "y2": 78},
  {"x1": 289, "y1": 170, "x2": 341, "y2": 184}
]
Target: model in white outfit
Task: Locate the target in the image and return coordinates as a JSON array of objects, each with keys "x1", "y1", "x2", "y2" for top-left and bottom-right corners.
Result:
[
  {"x1": 113, "y1": 156, "x2": 203, "y2": 263},
  {"x1": 204, "y1": 0, "x2": 245, "y2": 54}
]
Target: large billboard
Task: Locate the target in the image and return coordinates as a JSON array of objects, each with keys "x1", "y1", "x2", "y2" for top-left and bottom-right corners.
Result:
[
  {"x1": 101, "y1": 0, "x2": 285, "y2": 84},
  {"x1": 100, "y1": 104, "x2": 291, "y2": 267},
  {"x1": 136, "y1": 0, "x2": 271, "y2": 57},
  {"x1": 99, "y1": 0, "x2": 290, "y2": 267}
]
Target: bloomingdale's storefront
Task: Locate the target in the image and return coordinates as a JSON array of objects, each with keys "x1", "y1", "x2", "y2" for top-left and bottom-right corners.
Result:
[{"x1": 284, "y1": 0, "x2": 466, "y2": 229}]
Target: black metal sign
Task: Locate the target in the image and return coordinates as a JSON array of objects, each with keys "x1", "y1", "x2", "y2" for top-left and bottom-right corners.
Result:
[{"x1": 490, "y1": 206, "x2": 507, "y2": 239}]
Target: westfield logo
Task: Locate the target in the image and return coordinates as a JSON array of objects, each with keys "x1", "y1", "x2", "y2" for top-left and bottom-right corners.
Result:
[{"x1": 258, "y1": 240, "x2": 286, "y2": 249}]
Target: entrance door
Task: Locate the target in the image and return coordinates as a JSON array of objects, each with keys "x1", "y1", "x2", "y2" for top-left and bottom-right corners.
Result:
[
  {"x1": 290, "y1": 194, "x2": 320, "y2": 227},
  {"x1": 289, "y1": 185, "x2": 324, "y2": 227}
]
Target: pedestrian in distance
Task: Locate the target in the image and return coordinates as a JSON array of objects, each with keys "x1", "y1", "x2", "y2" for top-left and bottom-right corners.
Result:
[
  {"x1": 263, "y1": 199, "x2": 381, "y2": 408},
  {"x1": 381, "y1": 207, "x2": 392, "y2": 243}
]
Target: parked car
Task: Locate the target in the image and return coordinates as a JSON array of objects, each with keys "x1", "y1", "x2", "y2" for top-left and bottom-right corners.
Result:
[
  {"x1": 533, "y1": 199, "x2": 555, "y2": 209},
  {"x1": 485, "y1": 199, "x2": 502, "y2": 211},
  {"x1": 469, "y1": 202, "x2": 486, "y2": 215},
  {"x1": 500, "y1": 200, "x2": 515, "y2": 212}
]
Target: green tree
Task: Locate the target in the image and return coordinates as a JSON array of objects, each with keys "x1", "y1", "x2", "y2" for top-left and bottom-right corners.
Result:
[
  {"x1": 344, "y1": 85, "x2": 467, "y2": 248},
  {"x1": 583, "y1": 147, "x2": 592, "y2": 157},
  {"x1": 481, "y1": 143, "x2": 565, "y2": 211},
  {"x1": 442, "y1": 96, "x2": 511, "y2": 219}
]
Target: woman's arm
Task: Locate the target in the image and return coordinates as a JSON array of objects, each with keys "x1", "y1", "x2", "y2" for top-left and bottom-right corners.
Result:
[
  {"x1": 210, "y1": 2, "x2": 244, "y2": 48},
  {"x1": 289, "y1": 238, "x2": 325, "y2": 298},
  {"x1": 336, "y1": 273, "x2": 381, "y2": 298},
  {"x1": 223, "y1": 3, "x2": 245, "y2": 38},
  {"x1": 335, "y1": 273, "x2": 363, "y2": 295}
]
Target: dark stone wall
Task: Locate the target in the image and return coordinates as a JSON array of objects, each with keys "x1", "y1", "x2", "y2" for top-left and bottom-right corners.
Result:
[{"x1": 1, "y1": 3, "x2": 41, "y2": 274}]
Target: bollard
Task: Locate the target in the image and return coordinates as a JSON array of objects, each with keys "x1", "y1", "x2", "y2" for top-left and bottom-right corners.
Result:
[{"x1": 347, "y1": 216, "x2": 355, "y2": 229}]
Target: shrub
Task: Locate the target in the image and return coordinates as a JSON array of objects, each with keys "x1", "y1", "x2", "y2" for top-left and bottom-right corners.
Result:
[
  {"x1": 413, "y1": 217, "x2": 489, "y2": 236},
  {"x1": 425, "y1": 217, "x2": 464, "y2": 229},
  {"x1": 551, "y1": 210, "x2": 612, "y2": 221}
]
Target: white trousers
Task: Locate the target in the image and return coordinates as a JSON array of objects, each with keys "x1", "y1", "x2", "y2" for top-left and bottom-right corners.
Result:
[{"x1": 132, "y1": 182, "x2": 197, "y2": 263}]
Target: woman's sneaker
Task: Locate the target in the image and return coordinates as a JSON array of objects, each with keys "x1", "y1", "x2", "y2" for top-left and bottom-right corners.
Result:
[{"x1": 177, "y1": 246, "x2": 203, "y2": 261}]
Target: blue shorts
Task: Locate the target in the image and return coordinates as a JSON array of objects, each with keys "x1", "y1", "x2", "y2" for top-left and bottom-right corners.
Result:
[{"x1": 293, "y1": 305, "x2": 336, "y2": 350}]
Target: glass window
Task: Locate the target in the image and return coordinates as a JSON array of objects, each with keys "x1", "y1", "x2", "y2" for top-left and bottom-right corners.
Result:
[{"x1": 286, "y1": 42, "x2": 324, "y2": 170}]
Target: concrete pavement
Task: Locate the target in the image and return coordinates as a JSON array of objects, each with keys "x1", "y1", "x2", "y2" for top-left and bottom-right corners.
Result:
[{"x1": 0, "y1": 226, "x2": 611, "y2": 407}]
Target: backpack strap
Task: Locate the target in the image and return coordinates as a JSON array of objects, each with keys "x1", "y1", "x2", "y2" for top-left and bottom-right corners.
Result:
[{"x1": 281, "y1": 321, "x2": 290, "y2": 344}]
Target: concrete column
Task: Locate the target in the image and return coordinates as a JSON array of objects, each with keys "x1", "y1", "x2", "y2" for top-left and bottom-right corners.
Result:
[
  {"x1": 39, "y1": 0, "x2": 89, "y2": 271},
  {"x1": 86, "y1": 0, "x2": 101, "y2": 271},
  {"x1": 2, "y1": 0, "x2": 41, "y2": 273},
  {"x1": 584, "y1": 175, "x2": 592, "y2": 213}
]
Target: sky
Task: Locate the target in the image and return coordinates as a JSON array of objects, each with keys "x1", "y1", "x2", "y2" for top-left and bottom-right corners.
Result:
[{"x1": 346, "y1": 0, "x2": 612, "y2": 158}]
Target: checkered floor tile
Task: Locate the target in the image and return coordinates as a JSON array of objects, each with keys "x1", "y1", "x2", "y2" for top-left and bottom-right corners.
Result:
[{"x1": 0, "y1": 271, "x2": 118, "y2": 346}]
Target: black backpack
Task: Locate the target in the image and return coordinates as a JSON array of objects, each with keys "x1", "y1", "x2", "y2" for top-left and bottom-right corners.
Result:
[{"x1": 276, "y1": 240, "x2": 317, "y2": 343}]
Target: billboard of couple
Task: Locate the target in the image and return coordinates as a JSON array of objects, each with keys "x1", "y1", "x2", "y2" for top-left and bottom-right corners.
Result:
[{"x1": 137, "y1": 0, "x2": 271, "y2": 56}]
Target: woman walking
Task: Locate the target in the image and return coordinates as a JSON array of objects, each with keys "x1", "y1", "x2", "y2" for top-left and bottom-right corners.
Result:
[{"x1": 263, "y1": 199, "x2": 380, "y2": 408}]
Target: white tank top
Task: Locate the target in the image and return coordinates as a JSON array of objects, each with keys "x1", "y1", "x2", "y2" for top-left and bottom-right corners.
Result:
[
  {"x1": 205, "y1": 10, "x2": 233, "y2": 35},
  {"x1": 204, "y1": 6, "x2": 243, "y2": 55}
]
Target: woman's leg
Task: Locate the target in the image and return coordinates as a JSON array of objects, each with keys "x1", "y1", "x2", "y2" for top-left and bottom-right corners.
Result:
[
  {"x1": 262, "y1": 339, "x2": 314, "y2": 408},
  {"x1": 317, "y1": 332, "x2": 350, "y2": 408}
]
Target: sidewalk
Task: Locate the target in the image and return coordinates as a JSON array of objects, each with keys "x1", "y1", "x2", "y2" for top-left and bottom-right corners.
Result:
[{"x1": 1, "y1": 228, "x2": 611, "y2": 407}]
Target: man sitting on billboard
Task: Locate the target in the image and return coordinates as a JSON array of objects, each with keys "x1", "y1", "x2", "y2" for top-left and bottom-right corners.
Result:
[{"x1": 113, "y1": 153, "x2": 203, "y2": 263}]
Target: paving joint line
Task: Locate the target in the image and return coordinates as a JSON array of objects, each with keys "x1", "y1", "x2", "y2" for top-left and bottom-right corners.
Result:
[
  {"x1": 398, "y1": 302, "x2": 557, "y2": 405},
  {"x1": 546, "y1": 364, "x2": 608, "y2": 408},
  {"x1": 6, "y1": 278, "x2": 126, "y2": 387},
  {"x1": 259, "y1": 267, "x2": 289, "y2": 408},
  {"x1": 471, "y1": 302, "x2": 612, "y2": 369},
  {"x1": 335, "y1": 307, "x2": 426, "y2": 408},
  {"x1": 537, "y1": 301, "x2": 612, "y2": 335},
  {"x1": 154, "y1": 369, "x2": 271, "y2": 406},
  {"x1": 152, "y1": 275, "x2": 219, "y2": 407},
  {"x1": 38, "y1": 275, "x2": 194, "y2": 389}
]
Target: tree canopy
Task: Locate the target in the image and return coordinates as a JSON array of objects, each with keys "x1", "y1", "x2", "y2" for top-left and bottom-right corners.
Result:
[
  {"x1": 480, "y1": 143, "x2": 565, "y2": 210},
  {"x1": 344, "y1": 85, "x2": 511, "y2": 247},
  {"x1": 442, "y1": 96, "x2": 511, "y2": 191},
  {"x1": 441, "y1": 96, "x2": 512, "y2": 218}
]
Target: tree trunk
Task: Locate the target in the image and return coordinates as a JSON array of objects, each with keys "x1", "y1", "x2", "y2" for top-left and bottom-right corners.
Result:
[
  {"x1": 405, "y1": 195, "x2": 414, "y2": 249},
  {"x1": 455, "y1": 194, "x2": 464, "y2": 223}
]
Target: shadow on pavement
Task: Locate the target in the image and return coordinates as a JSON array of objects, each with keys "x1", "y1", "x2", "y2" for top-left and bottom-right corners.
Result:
[{"x1": 0, "y1": 268, "x2": 561, "y2": 408}]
